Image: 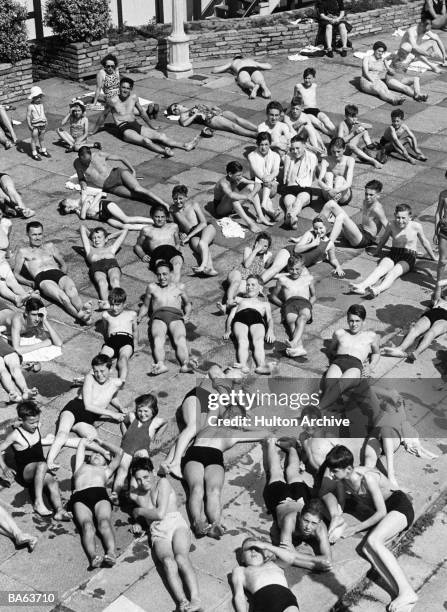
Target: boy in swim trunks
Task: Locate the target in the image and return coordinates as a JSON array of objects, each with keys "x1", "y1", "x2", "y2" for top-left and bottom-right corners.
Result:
[
  {"x1": 283, "y1": 97, "x2": 327, "y2": 158},
  {"x1": 231, "y1": 537, "x2": 299, "y2": 612},
  {"x1": 377, "y1": 108, "x2": 427, "y2": 165},
  {"x1": 130, "y1": 457, "x2": 203, "y2": 612},
  {"x1": 134, "y1": 206, "x2": 183, "y2": 283},
  {"x1": 337, "y1": 104, "x2": 382, "y2": 168},
  {"x1": 349, "y1": 204, "x2": 436, "y2": 297},
  {"x1": 294, "y1": 68, "x2": 335, "y2": 136},
  {"x1": 320, "y1": 304, "x2": 380, "y2": 412},
  {"x1": 270, "y1": 255, "x2": 316, "y2": 358},
  {"x1": 323, "y1": 445, "x2": 417, "y2": 612},
  {"x1": 318, "y1": 136, "x2": 355, "y2": 205},
  {"x1": 138, "y1": 260, "x2": 193, "y2": 375},
  {"x1": 80, "y1": 225, "x2": 127, "y2": 310},
  {"x1": 100, "y1": 288, "x2": 137, "y2": 381}
]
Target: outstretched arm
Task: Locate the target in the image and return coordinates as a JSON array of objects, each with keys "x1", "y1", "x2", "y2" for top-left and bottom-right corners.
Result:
[
  {"x1": 211, "y1": 61, "x2": 233, "y2": 74},
  {"x1": 80, "y1": 225, "x2": 92, "y2": 257},
  {"x1": 110, "y1": 228, "x2": 128, "y2": 254},
  {"x1": 231, "y1": 567, "x2": 248, "y2": 612}
]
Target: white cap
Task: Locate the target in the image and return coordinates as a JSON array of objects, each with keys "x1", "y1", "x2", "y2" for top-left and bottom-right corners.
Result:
[{"x1": 28, "y1": 85, "x2": 44, "y2": 100}]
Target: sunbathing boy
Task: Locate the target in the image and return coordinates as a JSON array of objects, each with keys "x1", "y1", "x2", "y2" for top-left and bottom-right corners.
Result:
[
  {"x1": 257, "y1": 101, "x2": 293, "y2": 153},
  {"x1": 323, "y1": 445, "x2": 417, "y2": 612},
  {"x1": 318, "y1": 137, "x2": 355, "y2": 205},
  {"x1": 130, "y1": 457, "x2": 202, "y2": 612},
  {"x1": 0, "y1": 400, "x2": 71, "y2": 520},
  {"x1": 80, "y1": 225, "x2": 127, "y2": 310},
  {"x1": 284, "y1": 96, "x2": 327, "y2": 157},
  {"x1": 170, "y1": 184, "x2": 217, "y2": 276},
  {"x1": 350, "y1": 204, "x2": 436, "y2": 297},
  {"x1": 112, "y1": 393, "x2": 166, "y2": 501},
  {"x1": 100, "y1": 288, "x2": 137, "y2": 382},
  {"x1": 248, "y1": 132, "x2": 281, "y2": 221},
  {"x1": 337, "y1": 105, "x2": 382, "y2": 168},
  {"x1": 377, "y1": 108, "x2": 427, "y2": 165},
  {"x1": 294, "y1": 67, "x2": 335, "y2": 136},
  {"x1": 218, "y1": 232, "x2": 273, "y2": 313},
  {"x1": 224, "y1": 274, "x2": 275, "y2": 374},
  {"x1": 214, "y1": 161, "x2": 263, "y2": 233},
  {"x1": 270, "y1": 255, "x2": 316, "y2": 358},
  {"x1": 231, "y1": 537, "x2": 299, "y2": 612}
]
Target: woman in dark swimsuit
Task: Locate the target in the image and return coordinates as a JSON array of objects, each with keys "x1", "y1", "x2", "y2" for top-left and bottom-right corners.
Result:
[{"x1": 211, "y1": 55, "x2": 272, "y2": 99}]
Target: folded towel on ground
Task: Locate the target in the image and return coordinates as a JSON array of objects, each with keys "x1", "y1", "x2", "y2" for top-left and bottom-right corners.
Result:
[{"x1": 217, "y1": 217, "x2": 246, "y2": 238}]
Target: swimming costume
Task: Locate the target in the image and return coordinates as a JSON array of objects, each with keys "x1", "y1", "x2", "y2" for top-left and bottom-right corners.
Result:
[
  {"x1": 303, "y1": 108, "x2": 320, "y2": 117},
  {"x1": 0, "y1": 337, "x2": 19, "y2": 359},
  {"x1": 251, "y1": 584, "x2": 299, "y2": 612},
  {"x1": 331, "y1": 353, "x2": 363, "y2": 374},
  {"x1": 149, "y1": 244, "x2": 183, "y2": 271},
  {"x1": 102, "y1": 332, "x2": 134, "y2": 359},
  {"x1": 70, "y1": 486, "x2": 110, "y2": 514},
  {"x1": 103, "y1": 70, "x2": 120, "y2": 101},
  {"x1": 121, "y1": 417, "x2": 151, "y2": 456},
  {"x1": 355, "y1": 226, "x2": 375, "y2": 249},
  {"x1": 281, "y1": 297, "x2": 313, "y2": 324},
  {"x1": 263, "y1": 480, "x2": 311, "y2": 519},
  {"x1": 385, "y1": 490, "x2": 414, "y2": 528},
  {"x1": 13, "y1": 426, "x2": 45, "y2": 485},
  {"x1": 150, "y1": 511, "x2": 189, "y2": 543},
  {"x1": 34, "y1": 269, "x2": 66, "y2": 289},
  {"x1": 184, "y1": 386, "x2": 212, "y2": 414},
  {"x1": 60, "y1": 397, "x2": 97, "y2": 427},
  {"x1": 103, "y1": 168, "x2": 124, "y2": 192},
  {"x1": 89, "y1": 257, "x2": 120, "y2": 276},
  {"x1": 232, "y1": 308, "x2": 265, "y2": 328},
  {"x1": 152, "y1": 307, "x2": 184, "y2": 326},
  {"x1": 182, "y1": 445, "x2": 225, "y2": 469},
  {"x1": 386, "y1": 247, "x2": 417, "y2": 271},
  {"x1": 284, "y1": 242, "x2": 329, "y2": 268},
  {"x1": 117, "y1": 120, "x2": 143, "y2": 139},
  {"x1": 438, "y1": 220, "x2": 447, "y2": 240},
  {"x1": 237, "y1": 66, "x2": 259, "y2": 78},
  {"x1": 422, "y1": 307, "x2": 447, "y2": 326},
  {"x1": 98, "y1": 199, "x2": 114, "y2": 223}
]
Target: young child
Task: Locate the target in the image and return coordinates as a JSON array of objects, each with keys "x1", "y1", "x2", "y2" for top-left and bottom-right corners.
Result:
[
  {"x1": 284, "y1": 96, "x2": 327, "y2": 157},
  {"x1": 248, "y1": 132, "x2": 282, "y2": 220},
  {"x1": 289, "y1": 216, "x2": 344, "y2": 273},
  {"x1": 318, "y1": 137, "x2": 355, "y2": 205},
  {"x1": 80, "y1": 225, "x2": 128, "y2": 310},
  {"x1": 170, "y1": 184, "x2": 217, "y2": 276},
  {"x1": 57, "y1": 99, "x2": 101, "y2": 152},
  {"x1": 377, "y1": 108, "x2": 427, "y2": 165},
  {"x1": 100, "y1": 288, "x2": 137, "y2": 382},
  {"x1": 111, "y1": 393, "x2": 166, "y2": 501},
  {"x1": 26, "y1": 86, "x2": 51, "y2": 161},
  {"x1": 0, "y1": 400, "x2": 71, "y2": 520},
  {"x1": 337, "y1": 104, "x2": 382, "y2": 168},
  {"x1": 323, "y1": 445, "x2": 418, "y2": 612},
  {"x1": 294, "y1": 68, "x2": 335, "y2": 136},
  {"x1": 130, "y1": 456, "x2": 202, "y2": 612},
  {"x1": 218, "y1": 232, "x2": 273, "y2": 313},
  {"x1": 257, "y1": 101, "x2": 293, "y2": 153}
]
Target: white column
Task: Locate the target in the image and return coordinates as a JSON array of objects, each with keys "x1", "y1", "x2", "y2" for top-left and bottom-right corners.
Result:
[{"x1": 166, "y1": 0, "x2": 193, "y2": 79}]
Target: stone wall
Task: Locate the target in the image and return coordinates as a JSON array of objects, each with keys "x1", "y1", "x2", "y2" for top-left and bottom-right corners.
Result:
[{"x1": 0, "y1": 59, "x2": 33, "y2": 104}]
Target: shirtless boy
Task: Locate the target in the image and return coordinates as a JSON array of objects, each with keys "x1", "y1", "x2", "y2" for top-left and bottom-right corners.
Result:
[
  {"x1": 270, "y1": 256, "x2": 315, "y2": 358},
  {"x1": 320, "y1": 304, "x2": 380, "y2": 412},
  {"x1": 231, "y1": 537, "x2": 299, "y2": 612},
  {"x1": 138, "y1": 260, "x2": 193, "y2": 375},
  {"x1": 134, "y1": 206, "x2": 183, "y2": 282},
  {"x1": 224, "y1": 274, "x2": 275, "y2": 374},
  {"x1": 257, "y1": 102, "x2": 293, "y2": 153},
  {"x1": 80, "y1": 225, "x2": 127, "y2": 309},
  {"x1": 323, "y1": 445, "x2": 417, "y2": 612},
  {"x1": 283, "y1": 97, "x2": 327, "y2": 157},
  {"x1": 401, "y1": 17, "x2": 447, "y2": 69},
  {"x1": 100, "y1": 288, "x2": 137, "y2": 382},
  {"x1": 318, "y1": 137, "x2": 355, "y2": 205},
  {"x1": 321, "y1": 180, "x2": 388, "y2": 249},
  {"x1": 211, "y1": 55, "x2": 272, "y2": 99},
  {"x1": 378, "y1": 109, "x2": 427, "y2": 165},
  {"x1": 14, "y1": 221, "x2": 92, "y2": 324},
  {"x1": 74, "y1": 146, "x2": 169, "y2": 209},
  {"x1": 130, "y1": 457, "x2": 202, "y2": 612},
  {"x1": 93, "y1": 77, "x2": 198, "y2": 156},
  {"x1": 170, "y1": 184, "x2": 217, "y2": 276},
  {"x1": 337, "y1": 105, "x2": 382, "y2": 169},
  {"x1": 350, "y1": 204, "x2": 436, "y2": 297}
]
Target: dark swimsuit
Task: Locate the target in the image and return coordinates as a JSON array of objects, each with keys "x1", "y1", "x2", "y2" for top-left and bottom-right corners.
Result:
[
  {"x1": 182, "y1": 445, "x2": 225, "y2": 469},
  {"x1": 237, "y1": 66, "x2": 259, "y2": 78},
  {"x1": 121, "y1": 418, "x2": 151, "y2": 456},
  {"x1": 423, "y1": 307, "x2": 447, "y2": 326},
  {"x1": 152, "y1": 307, "x2": 184, "y2": 326},
  {"x1": 34, "y1": 269, "x2": 66, "y2": 290},
  {"x1": 331, "y1": 354, "x2": 363, "y2": 373},
  {"x1": 264, "y1": 480, "x2": 311, "y2": 520},
  {"x1": 97, "y1": 199, "x2": 114, "y2": 223},
  {"x1": 148, "y1": 244, "x2": 183, "y2": 271},
  {"x1": 102, "y1": 332, "x2": 134, "y2": 358},
  {"x1": 281, "y1": 297, "x2": 313, "y2": 325},
  {"x1": 117, "y1": 120, "x2": 143, "y2": 139},
  {"x1": 385, "y1": 247, "x2": 417, "y2": 271},
  {"x1": 103, "y1": 168, "x2": 124, "y2": 192},
  {"x1": 356, "y1": 226, "x2": 375, "y2": 249},
  {"x1": 184, "y1": 386, "x2": 212, "y2": 414},
  {"x1": 232, "y1": 308, "x2": 266, "y2": 328},
  {"x1": 89, "y1": 258, "x2": 120, "y2": 276},
  {"x1": 13, "y1": 426, "x2": 45, "y2": 486},
  {"x1": 60, "y1": 397, "x2": 97, "y2": 427},
  {"x1": 70, "y1": 486, "x2": 110, "y2": 514},
  {"x1": 251, "y1": 584, "x2": 298, "y2": 612}
]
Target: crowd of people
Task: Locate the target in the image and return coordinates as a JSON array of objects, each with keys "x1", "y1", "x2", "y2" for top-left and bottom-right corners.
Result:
[{"x1": 0, "y1": 12, "x2": 446, "y2": 612}]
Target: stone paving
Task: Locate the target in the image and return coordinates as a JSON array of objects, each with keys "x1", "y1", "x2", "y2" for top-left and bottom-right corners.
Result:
[{"x1": 0, "y1": 28, "x2": 447, "y2": 612}]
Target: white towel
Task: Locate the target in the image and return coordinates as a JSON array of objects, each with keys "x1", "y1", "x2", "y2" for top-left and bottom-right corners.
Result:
[
  {"x1": 217, "y1": 217, "x2": 246, "y2": 238},
  {"x1": 65, "y1": 174, "x2": 102, "y2": 194},
  {"x1": 392, "y1": 28, "x2": 406, "y2": 38},
  {"x1": 20, "y1": 337, "x2": 62, "y2": 363},
  {"x1": 288, "y1": 54, "x2": 309, "y2": 62},
  {"x1": 354, "y1": 50, "x2": 391, "y2": 60}
]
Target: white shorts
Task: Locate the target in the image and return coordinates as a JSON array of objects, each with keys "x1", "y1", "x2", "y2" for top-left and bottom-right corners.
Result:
[
  {"x1": 150, "y1": 511, "x2": 189, "y2": 543},
  {"x1": 0, "y1": 260, "x2": 12, "y2": 281}
]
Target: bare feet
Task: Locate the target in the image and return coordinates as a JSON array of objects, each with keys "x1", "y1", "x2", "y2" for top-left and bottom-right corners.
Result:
[
  {"x1": 406, "y1": 351, "x2": 417, "y2": 363},
  {"x1": 189, "y1": 598, "x2": 203, "y2": 612},
  {"x1": 249, "y1": 85, "x2": 260, "y2": 99},
  {"x1": 98, "y1": 300, "x2": 110, "y2": 311},
  {"x1": 255, "y1": 364, "x2": 271, "y2": 375},
  {"x1": 286, "y1": 346, "x2": 307, "y2": 357},
  {"x1": 8, "y1": 392, "x2": 22, "y2": 403},
  {"x1": 22, "y1": 388, "x2": 39, "y2": 400},
  {"x1": 90, "y1": 555, "x2": 103, "y2": 569},
  {"x1": 180, "y1": 362, "x2": 194, "y2": 373},
  {"x1": 163, "y1": 147, "x2": 174, "y2": 158},
  {"x1": 365, "y1": 286, "x2": 379, "y2": 298},
  {"x1": 168, "y1": 463, "x2": 183, "y2": 479},
  {"x1": 216, "y1": 302, "x2": 227, "y2": 314},
  {"x1": 387, "y1": 591, "x2": 418, "y2": 612},
  {"x1": 233, "y1": 362, "x2": 250, "y2": 374},
  {"x1": 373, "y1": 159, "x2": 383, "y2": 169},
  {"x1": 34, "y1": 503, "x2": 52, "y2": 517},
  {"x1": 150, "y1": 362, "x2": 168, "y2": 376},
  {"x1": 185, "y1": 135, "x2": 200, "y2": 151},
  {"x1": 102, "y1": 553, "x2": 116, "y2": 568},
  {"x1": 15, "y1": 533, "x2": 38, "y2": 552},
  {"x1": 53, "y1": 509, "x2": 72, "y2": 522},
  {"x1": 202, "y1": 267, "x2": 218, "y2": 276}
]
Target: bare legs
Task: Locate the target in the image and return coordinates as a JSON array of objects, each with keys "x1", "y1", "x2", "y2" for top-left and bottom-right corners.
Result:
[
  {"x1": 350, "y1": 259, "x2": 410, "y2": 297},
  {"x1": 150, "y1": 319, "x2": 191, "y2": 375}
]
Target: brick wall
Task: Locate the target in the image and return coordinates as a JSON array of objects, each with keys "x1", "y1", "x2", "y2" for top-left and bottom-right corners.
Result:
[{"x1": 0, "y1": 59, "x2": 32, "y2": 104}]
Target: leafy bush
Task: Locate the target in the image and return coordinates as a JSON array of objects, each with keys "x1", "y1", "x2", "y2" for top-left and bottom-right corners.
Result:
[
  {"x1": 45, "y1": 0, "x2": 111, "y2": 42},
  {"x1": 0, "y1": 0, "x2": 30, "y2": 63}
]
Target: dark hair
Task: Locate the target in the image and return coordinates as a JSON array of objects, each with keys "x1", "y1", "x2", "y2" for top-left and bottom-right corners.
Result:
[
  {"x1": 135, "y1": 393, "x2": 159, "y2": 417},
  {"x1": 391, "y1": 108, "x2": 404, "y2": 120},
  {"x1": 373, "y1": 41, "x2": 387, "y2": 52},
  {"x1": 151, "y1": 205, "x2": 168, "y2": 219},
  {"x1": 301, "y1": 499, "x2": 324, "y2": 521},
  {"x1": 256, "y1": 131, "x2": 272, "y2": 146},
  {"x1": 166, "y1": 103, "x2": 178, "y2": 116},
  {"x1": 291, "y1": 133, "x2": 307, "y2": 144},
  {"x1": 290, "y1": 95, "x2": 304, "y2": 107},
  {"x1": 58, "y1": 199, "x2": 70, "y2": 215},
  {"x1": 101, "y1": 53, "x2": 118, "y2": 68},
  {"x1": 120, "y1": 76, "x2": 134, "y2": 88},
  {"x1": 365, "y1": 179, "x2": 383, "y2": 193},
  {"x1": 254, "y1": 231, "x2": 272, "y2": 248},
  {"x1": 78, "y1": 145, "x2": 91, "y2": 157},
  {"x1": 325, "y1": 445, "x2": 354, "y2": 470},
  {"x1": 421, "y1": 15, "x2": 433, "y2": 24},
  {"x1": 395, "y1": 203, "x2": 412, "y2": 215},
  {"x1": 344, "y1": 104, "x2": 358, "y2": 118},
  {"x1": 90, "y1": 226, "x2": 107, "y2": 240},
  {"x1": 26, "y1": 221, "x2": 42, "y2": 233},
  {"x1": 155, "y1": 260, "x2": 173, "y2": 272},
  {"x1": 130, "y1": 456, "x2": 154, "y2": 477},
  {"x1": 347, "y1": 304, "x2": 366, "y2": 320},
  {"x1": 233, "y1": 54, "x2": 243, "y2": 60},
  {"x1": 312, "y1": 215, "x2": 327, "y2": 228},
  {"x1": 266, "y1": 101, "x2": 283, "y2": 114},
  {"x1": 226, "y1": 161, "x2": 243, "y2": 175},
  {"x1": 303, "y1": 67, "x2": 316, "y2": 78},
  {"x1": 246, "y1": 274, "x2": 263, "y2": 285},
  {"x1": 172, "y1": 184, "x2": 188, "y2": 198},
  {"x1": 17, "y1": 400, "x2": 41, "y2": 420},
  {"x1": 329, "y1": 136, "x2": 346, "y2": 152},
  {"x1": 25, "y1": 297, "x2": 44, "y2": 312},
  {"x1": 109, "y1": 287, "x2": 127, "y2": 304},
  {"x1": 288, "y1": 254, "x2": 304, "y2": 268},
  {"x1": 91, "y1": 354, "x2": 113, "y2": 368}
]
